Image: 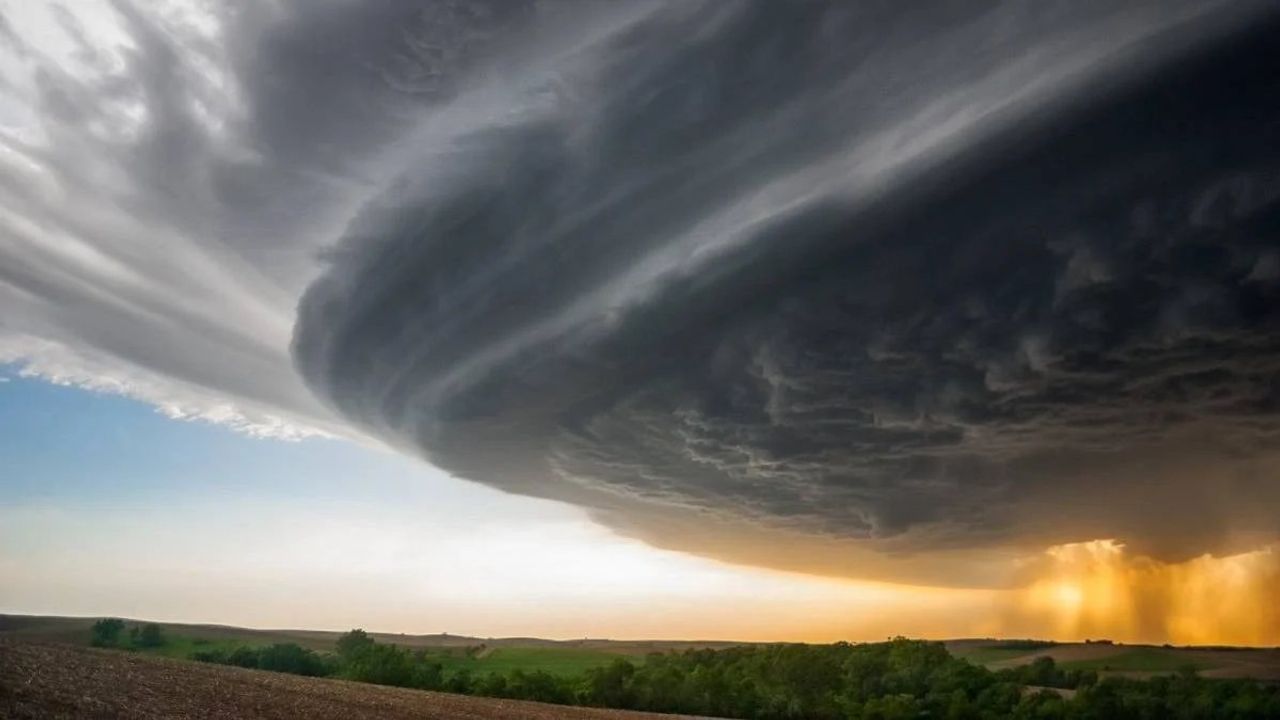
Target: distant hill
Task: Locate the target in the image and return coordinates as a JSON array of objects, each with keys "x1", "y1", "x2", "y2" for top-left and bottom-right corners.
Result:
[
  {"x1": 5, "y1": 614, "x2": 1278, "y2": 681},
  {"x1": 0, "y1": 613, "x2": 749, "y2": 656},
  {"x1": 946, "y1": 638, "x2": 1280, "y2": 681}
]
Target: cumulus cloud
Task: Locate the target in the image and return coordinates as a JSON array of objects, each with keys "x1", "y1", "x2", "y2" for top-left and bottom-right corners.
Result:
[{"x1": 295, "y1": 1, "x2": 1280, "y2": 582}]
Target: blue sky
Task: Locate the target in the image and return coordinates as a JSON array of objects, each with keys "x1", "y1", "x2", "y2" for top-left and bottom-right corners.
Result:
[
  {"x1": 1, "y1": 369, "x2": 968, "y2": 640},
  {"x1": 0, "y1": 368, "x2": 512, "y2": 527},
  {"x1": 3, "y1": 369, "x2": 371, "y2": 504}
]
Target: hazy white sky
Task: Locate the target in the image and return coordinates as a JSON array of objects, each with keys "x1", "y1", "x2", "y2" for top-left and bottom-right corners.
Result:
[{"x1": 0, "y1": 376, "x2": 996, "y2": 642}]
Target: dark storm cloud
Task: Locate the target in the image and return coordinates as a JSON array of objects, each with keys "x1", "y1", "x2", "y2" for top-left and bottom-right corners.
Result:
[{"x1": 295, "y1": 1, "x2": 1280, "y2": 578}]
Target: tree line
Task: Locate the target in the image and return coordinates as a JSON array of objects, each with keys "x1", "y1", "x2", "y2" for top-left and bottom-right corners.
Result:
[
  {"x1": 90, "y1": 618, "x2": 165, "y2": 649},
  {"x1": 179, "y1": 628, "x2": 1280, "y2": 719}
]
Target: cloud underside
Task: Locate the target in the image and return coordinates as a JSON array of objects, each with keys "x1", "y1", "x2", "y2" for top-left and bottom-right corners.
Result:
[{"x1": 292, "y1": 2, "x2": 1280, "y2": 584}]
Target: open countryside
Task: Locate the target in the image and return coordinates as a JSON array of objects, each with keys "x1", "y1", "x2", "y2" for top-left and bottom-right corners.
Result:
[{"x1": 4, "y1": 615, "x2": 1280, "y2": 718}]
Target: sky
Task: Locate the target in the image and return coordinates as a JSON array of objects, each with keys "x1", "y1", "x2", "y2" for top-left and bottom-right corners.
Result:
[
  {"x1": 0, "y1": 368, "x2": 998, "y2": 642},
  {"x1": 1, "y1": 1, "x2": 1279, "y2": 645}
]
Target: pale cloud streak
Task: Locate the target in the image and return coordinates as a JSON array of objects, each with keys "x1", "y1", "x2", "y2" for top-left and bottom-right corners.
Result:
[
  {"x1": 1, "y1": 1, "x2": 324, "y2": 437},
  {"x1": 0, "y1": 0, "x2": 543, "y2": 438}
]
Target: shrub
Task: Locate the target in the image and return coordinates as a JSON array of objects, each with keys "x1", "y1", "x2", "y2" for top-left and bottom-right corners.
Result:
[
  {"x1": 336, "y1": 628, "x2": 375, "y2": 662},
  {"x1": 257, "y1": 643, "x2": 326, "y2": 676},
  {"x1": 134, "y1": 623, "x2": 165, "y2": 648},
  {"x1": 90, "y1": 618, "x2": 125, "y2": 648},
  {"x1": 344, "y1": 643, "x2": 414, "y2": 687}
]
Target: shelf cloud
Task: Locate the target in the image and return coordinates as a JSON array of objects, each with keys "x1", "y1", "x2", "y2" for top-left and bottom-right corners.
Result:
[
  {"x1": 294, "y1": 1, "x2": 1280, "y2": 582},
  {"x1": 5, "y1": 1, "x2": 1278, "y2": 587}
]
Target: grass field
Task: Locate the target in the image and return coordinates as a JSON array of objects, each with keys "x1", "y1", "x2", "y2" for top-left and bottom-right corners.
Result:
[
  {"x1": 1057, "y1": 647, "x2": 1214, "y2": 673},
  {"x1": 116, "y1": 633, "x2": 624, "y2": 678},
  {"x1": 947, "y1": 639, "x2": 1280, "y2": 679},
  {"x1": 427, "y1": 646, "x2": 624, "y2": 677},
  {"x1": 954, "y1": 646, "x2": 1045, "y2": 664},
  {"x1": 138, "y1": 634, "x2": 263, "y2": 659},
  {"x1": 0, "y1": 614, "x2": 628, "y2": 678},
  {"x1": 946, "y1": 639, "x2": 1066, "y2": 664}
]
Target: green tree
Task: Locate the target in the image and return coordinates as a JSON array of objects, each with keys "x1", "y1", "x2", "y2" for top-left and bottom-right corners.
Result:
[
  {"x1": 258, "y1": 643, "x2": 326, "y2": 676},
  {"x1": 90, "y1": 618, "x2": 125, "y2": 647},
  {"x1": 134, "y1": 623, "x2": 165, "y2": 648},
  {"x1": 410, "y1": 656, "x2": 445, "y2": 690},
  {"x1": 584, "y1": 659, "x2": 637, "y2": 709},
  {"x1": 344, "y1": 643, "x2": 414, "y2": 686},
  {"x1": 475, "y1": 672, "x2": 509, "y2": 697},
  {"x1": 226, "y1": 646, "x2": 260, "y2": 668},
  {"x1": 336, "y1": 628, "x2": 376, "y2": 661},
  {"x1": 445, "y1": 668, "x2": 474, "y2": 695}
]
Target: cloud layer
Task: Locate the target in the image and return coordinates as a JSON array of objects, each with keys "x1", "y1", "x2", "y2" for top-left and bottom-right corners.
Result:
[
  {"x1": 6, "y1": 2, "x2": 1278, "y2": 588},
  {"x1": 0, "y1": 0, "x2": 535, "y2": 437},
  {"x1": 295, "y1": 1, "x2": 1280, "y2": 582}
]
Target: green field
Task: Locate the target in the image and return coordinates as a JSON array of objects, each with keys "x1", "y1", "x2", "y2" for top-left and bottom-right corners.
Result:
[
  {"x1": 953, "y1": 646, "x2": 1045, "y2": 664},
  {"x1": 106, "y1": 631, "x2": 622, "y2": 677},
  {"x1": 950, "y1": 640, "x2": 1228, "y2": 676},
  {"x1": 948, "y1": 640, "x2": 1059, "y2": 665},
  {"x1": 425, "y1": 646, "x2": 624, "y2": 677},
  {"x1": 136, "y1": 635, "x2": 268, "y2": 659},
  {"x1": 75, "y1": 632, "x2": 622, "y2": 678},
  {"x1": 1058, "y1": 648, "x2": 1214, "y2": 673},
  {"x1": 0, "y1": 615, "x2": 621, "y2": 678}
]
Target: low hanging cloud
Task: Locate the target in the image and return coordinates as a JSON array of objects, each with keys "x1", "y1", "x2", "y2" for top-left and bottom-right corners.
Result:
[{"x1": 295, "y1": 0, "x2": 1280, "y2": 583}]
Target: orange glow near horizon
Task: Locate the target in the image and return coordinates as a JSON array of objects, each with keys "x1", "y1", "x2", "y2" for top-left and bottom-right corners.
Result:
[
  {"x1": 1008, "y1": 540, "x2": 1280, "y2": 646},
  {"x1": 6, "y1": 494, "x2": 1279, "y2": 645}
]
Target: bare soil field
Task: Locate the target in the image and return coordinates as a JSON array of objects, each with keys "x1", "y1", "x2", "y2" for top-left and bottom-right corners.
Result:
[
  {"x1": 1198, "y1": 651, "x2": 1280, "y2": 681},
  {"x1": 0, "y1": 639, "x2": 716, "y2": 720}
]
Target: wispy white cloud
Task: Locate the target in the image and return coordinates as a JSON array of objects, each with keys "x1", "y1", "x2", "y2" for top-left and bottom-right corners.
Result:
[
  {"x1": 0, "y1": 334, "x2": 326, "y2": 439},
  {"x1": 0, "y1": 0, "x2": 535, "y2": 438}
]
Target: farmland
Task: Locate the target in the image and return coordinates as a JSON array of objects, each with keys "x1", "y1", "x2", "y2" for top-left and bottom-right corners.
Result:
[
  {"x1": 0, "y1": 639, "x2": 714, "y2": 720},
  {"x1": 0, "y1": 613, "x2": 731, "y2": 656},
  {"x1": 8, "y1": 614, "x2": 1280, "y2": 682},
  {"x1": 948, "y1": 639, "x2": 1280, "y2": 680},
  {"x1": 0, "y1": 614, "x2": 670, "y2": 677},
  {"x1": 5, "y1": 617, "x2": 1280, "y2": 718},
  {"x1": 430, "y1": 646, "x2": 625, "y2": 677},
  {"x1": 944, "y1": 639, "x2": 1057, "y2": 665}
]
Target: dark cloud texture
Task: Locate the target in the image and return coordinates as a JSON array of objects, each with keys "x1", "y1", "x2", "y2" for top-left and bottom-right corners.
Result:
[{"x1": 294, "y1": 1, "x2": 1280, "y2": 581}]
